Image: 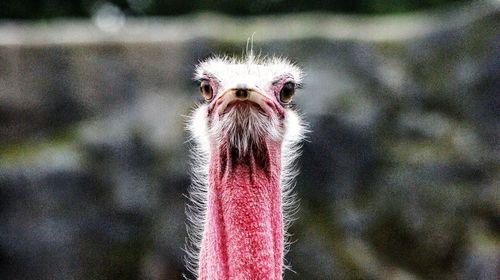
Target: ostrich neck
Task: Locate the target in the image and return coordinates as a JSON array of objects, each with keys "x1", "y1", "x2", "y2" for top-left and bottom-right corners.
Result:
[{"x1": 199, "y1": 139, "x2": 284, "y2": 280}]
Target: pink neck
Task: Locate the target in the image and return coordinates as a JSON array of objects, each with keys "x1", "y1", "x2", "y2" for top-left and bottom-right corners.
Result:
[{"x1": 198, "y1": 139, "x2": 283, "y2": 280}]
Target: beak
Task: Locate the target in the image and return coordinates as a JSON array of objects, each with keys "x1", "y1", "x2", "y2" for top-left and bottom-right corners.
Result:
[{"x1": 212, "y1": 86, "x2": 283, "y2": 117}]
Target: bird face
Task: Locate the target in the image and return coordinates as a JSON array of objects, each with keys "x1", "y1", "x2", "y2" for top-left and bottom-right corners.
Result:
[
  {"x1": 195, "y1": 56, "x2": 302, "y2": 118},
  {"x1": 193, "y1": 55, "x2": 303, "y2": 155}
]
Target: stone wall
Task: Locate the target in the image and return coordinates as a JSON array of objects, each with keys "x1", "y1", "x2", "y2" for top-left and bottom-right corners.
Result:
[{"x1": 0, "y1": 1, "x2": 498, "y2": 279}]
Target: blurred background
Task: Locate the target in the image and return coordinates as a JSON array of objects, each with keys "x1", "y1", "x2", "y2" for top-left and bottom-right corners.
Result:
[{"x1": 0, "y1": 0, "x2": 499, "y2": 279}]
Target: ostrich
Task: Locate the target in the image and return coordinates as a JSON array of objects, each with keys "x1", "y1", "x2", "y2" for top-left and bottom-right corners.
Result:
[{"x1": 185, "y1": 52, "x2": 306, "y2": 280}]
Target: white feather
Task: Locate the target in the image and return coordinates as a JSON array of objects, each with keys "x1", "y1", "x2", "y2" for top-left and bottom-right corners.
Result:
[{"x1": 184, "y1": 104, "x2": 210, "y2": 277}]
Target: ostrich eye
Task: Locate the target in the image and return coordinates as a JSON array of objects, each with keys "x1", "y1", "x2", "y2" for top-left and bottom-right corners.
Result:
[
  {"x1": 279, "y1": 82, "x2": 295, "y2": 103},
  {"x1": 200, "y1": 80, "x2": 213, "y2": 101}
]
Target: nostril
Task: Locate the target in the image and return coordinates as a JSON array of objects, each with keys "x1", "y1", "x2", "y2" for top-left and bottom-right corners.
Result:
[{"x1": 235, "y1": 90, "x2": 248, "y2": 99}]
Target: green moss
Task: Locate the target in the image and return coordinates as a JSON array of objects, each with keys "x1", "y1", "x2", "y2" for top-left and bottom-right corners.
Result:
[
  {"x1": 80, "y1": 234, "x2": 153, "y2": 280},
  {"x1": 388, "y1": 139, "x2": 455, "y2": 164},
  {"x1": 0, "y1": 127, "x2": 78, "y2": 163}
]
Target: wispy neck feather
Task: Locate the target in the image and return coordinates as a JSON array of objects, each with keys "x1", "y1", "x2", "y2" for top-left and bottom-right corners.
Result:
[
  {"x1": 209, "y1": 105, "x2": 282, "y2": 157},
  {"x1": 185, "y1": 104, "x2": 306, "y2": 279}
]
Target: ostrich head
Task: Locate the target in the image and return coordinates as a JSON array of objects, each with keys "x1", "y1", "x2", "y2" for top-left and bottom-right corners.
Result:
[{"x1": 186, "y1": 53, "x2": 306, "y2": 280}]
